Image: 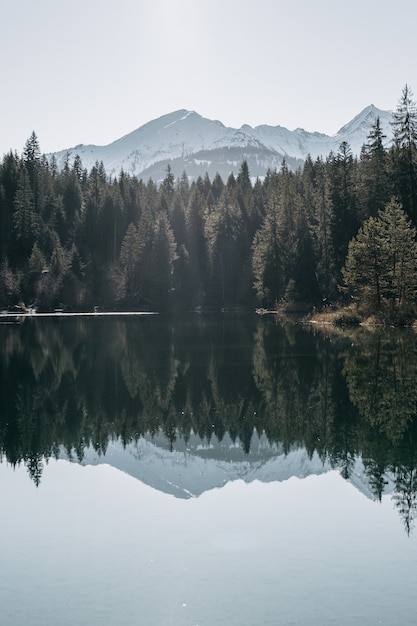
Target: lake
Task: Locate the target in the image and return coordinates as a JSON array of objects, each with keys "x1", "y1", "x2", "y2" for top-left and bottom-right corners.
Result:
[{"x1": 1, "y1": 312, "x2": 417, "y2": 625}]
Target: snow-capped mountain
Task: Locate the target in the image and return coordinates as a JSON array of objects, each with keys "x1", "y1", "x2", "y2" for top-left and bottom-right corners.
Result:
[
  {"x1": 59, "y1": 431, "x2": 394, "y2": 501},
  {"x1": 48, "y1": 105, "x2": 393, "y2": 182}
]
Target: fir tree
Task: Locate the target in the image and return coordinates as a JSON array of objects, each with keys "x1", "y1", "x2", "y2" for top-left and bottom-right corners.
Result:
[
  {"x1": 390, "y1": 85, "x2": 417, "y2": 220},
  {"x1": 342, "y1": 198, "x2": 417, "y2": 318}
]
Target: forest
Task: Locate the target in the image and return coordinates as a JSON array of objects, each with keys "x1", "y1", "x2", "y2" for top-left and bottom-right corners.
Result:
[{"x1": 1, "y1": 86, "x2": 417, "y2": 320}]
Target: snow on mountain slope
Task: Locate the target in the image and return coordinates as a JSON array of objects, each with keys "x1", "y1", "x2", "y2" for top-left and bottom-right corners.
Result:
[
  {"x1": 107, "y1": 110, "x2": 230, "y2": 173},
  {"x1": 332, "y1": 104, "x2": 392, "y2": 155},
  {"x1": 48, "y1": 105, "x2": 393, "y2": 181}
]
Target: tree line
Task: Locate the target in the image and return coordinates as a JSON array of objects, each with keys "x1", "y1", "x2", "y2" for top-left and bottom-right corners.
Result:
[{"x1": 1, "y1": 85, "x2": 417, "y2": 317}]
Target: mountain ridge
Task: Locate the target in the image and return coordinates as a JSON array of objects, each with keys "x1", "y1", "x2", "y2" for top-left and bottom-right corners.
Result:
[{"x1": 48, "y1": 105, "x2": 393, "y2": 182}]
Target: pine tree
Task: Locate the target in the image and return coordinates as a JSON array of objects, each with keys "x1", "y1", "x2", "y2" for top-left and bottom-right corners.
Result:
[
  {"x1": 159, "y1": 164, "x2": 175, "y2": 213},
  {"x1": 13, "y1": 167, "x2": 42, "y2": 261},
  {"x1": 80, "y1": 161, "x2": 109, "y2": 293},
  {"x1": 0, "y1": 152, "x2": 20, "y2": 260},
  {"x1": 185, "y1": 185, "x2": 209, "y2": 307},
  {"x1": 236, "y1": 160, "x2": 257, "y2": 237},
  {"x1": 148, "y1": 211, "x2": 178, "y2": 310},
  {"x1": 252, "y1": 182, "x2": 284, "y2": 307},
  {"x1": 252, "y1": 215, "x2": 281, "y2": 307},
  {"x1": 329, "y1": 142, "x2": 360, "y2": 272},
  {"x1": 359, "y1": 116, "x2": 389, "y2": 219},
  {"x1": 342, "y1": 198, "x2": 417, "y2": 318},
  {"x1": 119, "y1": 206, "x2": 177, "y2": 311},
  {"x1": 22, "y1": 132, "x2": 42, "y2": 214},
  {"x1": 0, "y1": 259, "x2": 20, "y2": 306},
  {"x1": 390, "y1": 85, "x2": 417, "y2": 221},
  {"x1": 311, "y1": 157, "x2": 336, "y2": 299},
  {"x1": 119, "y1": 222, "x2": 146, "y2": 306},
  {"x1": 274, "y1": 162, "x2": 307, "y2": 301},
  {"x1": 205, "y1": 182, "x2": 248, "y2": 308},
  {"x1": 391, "y1": 84, "x2": 417, "y2": 150}
]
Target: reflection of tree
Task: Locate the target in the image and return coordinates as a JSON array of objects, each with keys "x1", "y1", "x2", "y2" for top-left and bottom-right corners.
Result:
[
  {"x1": 326, "y1": 371, "x2": 361, "y2": 479},
  {"x1": 117, "y1": 320, "x2": 179, "y2": 421},
  {"x1": 252, "y1": 318, "x2": 349, "y2": 460},
  {"x1": 392, "y1": 466, "x2": 417, "y2": 536},
  {"x1": 29, "y1": 322, "x2": 79, "y2": 388},
  {"x1": 389, "y1": 419, "x2": 417, "y2": 535},
  {"x1": 364, "y1": 458, "x2": 389, "y2": 502},
  {"x1": 26, "y1": 453, "x2": 44, "y2": 487},
  {"x1": 338, "y1": 327, "x2": 417, "y2": 530},
  {"x1": 207, "y1": 318, "x2": 260, "y2": 452},
  {"x1": 1, "y1": 313, "x2": 417, "y2": 518},
  {"x1": 342, "y1": 331, "x2": 417, "y2": 444},
  {"x1": 252, "y1": 321, "x2": 305, "y2": 450},
  {"x1": 360, "y1": 407, "x2": 392, "y2": 501},
  {"x1": 305, "y1": 336, "x2": 339, "y2": 460}
]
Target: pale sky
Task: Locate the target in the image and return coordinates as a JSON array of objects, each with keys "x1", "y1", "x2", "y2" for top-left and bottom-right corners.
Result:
[{"x1": 1, "y1": 0, "x2": 416, "y2": 157}]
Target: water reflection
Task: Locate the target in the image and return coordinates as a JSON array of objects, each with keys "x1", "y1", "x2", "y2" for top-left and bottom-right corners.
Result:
[
  {"x1": 1, "y1": 313, "x2": 417, "y2": 534},
  {"x1": 2, "y1": 460, "x2": 414, "y2": 626}
]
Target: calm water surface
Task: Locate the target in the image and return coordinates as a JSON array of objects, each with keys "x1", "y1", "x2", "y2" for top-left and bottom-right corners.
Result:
[{"x1": 1, "y1": 313, "x2": 417, "y2": 625}]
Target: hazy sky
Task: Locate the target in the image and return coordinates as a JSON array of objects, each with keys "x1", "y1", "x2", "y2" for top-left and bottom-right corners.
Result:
[{"x1": 1, "y1": 0, "x2": 416, "y2": 156}]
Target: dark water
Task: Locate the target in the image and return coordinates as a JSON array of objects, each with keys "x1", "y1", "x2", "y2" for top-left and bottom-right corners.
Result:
[{"x1": 1, "y1": 313, "x2": 417, "y2": 624}]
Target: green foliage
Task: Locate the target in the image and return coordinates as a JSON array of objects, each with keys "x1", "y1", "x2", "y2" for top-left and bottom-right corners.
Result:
[
  {"x1": 13, "y1": 168, "x2": 42, "y2": 259},
  {"x1": 359, "y1": 116, "x2": 390, "y2": 218},
  {"x1": 329, "y1": 141, "x2": 360, "y2": 272},
  {"x1": 389, "y1": 85, "x2": 417, "y2": 221},
  {"x1": 252, "y1": 194, "x2": 283, "y2": 306},
  {"x1": 391, "y1": 84, "x2": 417, "y2": 150},
  {"x1": 0, "y1": 259, "x2": 20, "y2": 305},
  {"x1": 205, "y1": 189, "x2": 246, "y2": 307},
  {"x1": 119, "y1": 210, "x2": 177, "y2": 310},
  {"x1": 342, "y1": 198, "x2": 417, "y2": 319}
]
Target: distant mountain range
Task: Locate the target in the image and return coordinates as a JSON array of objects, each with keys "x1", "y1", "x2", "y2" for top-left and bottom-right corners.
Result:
[
  {"x1": 48, "y1": 105, "x2": 393, "y2": 182},
  {"x1": 59, "y1": 432, "x2": 394, "y2": 501}
]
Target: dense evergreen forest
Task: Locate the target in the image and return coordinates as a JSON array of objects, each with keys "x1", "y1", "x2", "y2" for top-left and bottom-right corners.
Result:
[{"x1": 1, "y1": 85, "x2": 417, "y2": 318}]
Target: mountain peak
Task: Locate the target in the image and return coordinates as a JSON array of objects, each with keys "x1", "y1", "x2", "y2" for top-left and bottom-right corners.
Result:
[
  {"x1": 335, "y1": 104, "x2": 391, "y2": 135},
  {"x1": 47, "y1": 105, "x2": 394, "y2": 182}
]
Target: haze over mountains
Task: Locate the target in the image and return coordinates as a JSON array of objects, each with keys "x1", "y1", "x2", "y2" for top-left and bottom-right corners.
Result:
[{"x1": 49, "y1": 105, "x2": 393, "y2": 182}]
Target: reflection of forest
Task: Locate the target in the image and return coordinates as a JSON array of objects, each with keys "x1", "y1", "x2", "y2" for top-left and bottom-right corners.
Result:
[{"x1": 1, "y1": 315, "x2": 417, "y2": 533}]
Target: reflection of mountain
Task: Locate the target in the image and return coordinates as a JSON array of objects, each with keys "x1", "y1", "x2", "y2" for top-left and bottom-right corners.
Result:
[
  {"x1": 60, "y1": 431, "x2": 392, "y2": 501},
  {"x1": 1, "y1": 315, "x2": 416, "y2": 532}
]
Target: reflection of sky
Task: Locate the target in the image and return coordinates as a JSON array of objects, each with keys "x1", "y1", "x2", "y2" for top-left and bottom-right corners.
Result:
[{"x1": 1, "y1": 461, "x2": 417, "y2": 626}]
